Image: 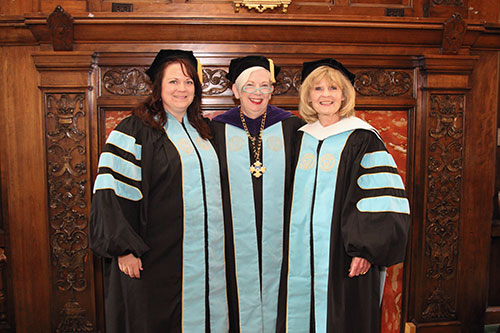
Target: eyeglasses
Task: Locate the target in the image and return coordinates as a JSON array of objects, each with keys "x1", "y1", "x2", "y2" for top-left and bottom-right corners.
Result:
[{"x1": 242, "y1": 86, "x2": 274, "y2": 94}]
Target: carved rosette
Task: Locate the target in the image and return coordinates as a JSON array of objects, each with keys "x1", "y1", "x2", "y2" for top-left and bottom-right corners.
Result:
[
  {"x1": 422, "y1": 94, "x2": 463, "y2": 321},
  {"x1": 354, "y1": 70, "x2": 411, "y2": 97},
  {"x1": 45, "y1": 94, "x2": 94, "y2": 331},
  {"x1": 102, "y1": 67, "x2": 152, "y2": 96}
]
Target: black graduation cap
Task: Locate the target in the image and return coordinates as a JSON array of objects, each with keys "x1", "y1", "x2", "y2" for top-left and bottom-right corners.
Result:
[
  {"x1": 145, "y1": 49, "x2": 201, "y2": 83},
  {"x1": 226, "y1": 55, "x2": 281, "y2": 83},
  {"x1": 301, "y1": 58, "x2": 355, "y2": 84}
]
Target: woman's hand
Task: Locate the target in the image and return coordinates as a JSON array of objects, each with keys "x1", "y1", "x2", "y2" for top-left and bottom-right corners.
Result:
[
  {"x1": 348, "y1": 257, "x2": 371, "y2": 278},
  {"x1": 118, "y1": 253, "x2": 143, "y2": 279}
]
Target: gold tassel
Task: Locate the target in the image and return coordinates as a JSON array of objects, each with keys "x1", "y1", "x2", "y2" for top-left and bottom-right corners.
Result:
[
  {"x1": 269, "y1": 58, "x2": 276, "y2": 83},
  {"x1": 197, "y1": 59, "x2": 203, "y2": 83}
]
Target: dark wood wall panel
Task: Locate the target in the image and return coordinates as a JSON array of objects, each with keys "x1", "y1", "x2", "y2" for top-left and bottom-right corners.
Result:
[{"x1": 0, "y1": 2, "x2": 499, "y2": 331}]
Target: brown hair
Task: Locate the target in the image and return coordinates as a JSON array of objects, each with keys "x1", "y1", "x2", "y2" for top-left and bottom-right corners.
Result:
[
  {"x1": 133, "y1": 58, "x2": 211, "y2": 139},
  {"x1": 299, "y1": 66, "x2": 356, "y2": 123}
]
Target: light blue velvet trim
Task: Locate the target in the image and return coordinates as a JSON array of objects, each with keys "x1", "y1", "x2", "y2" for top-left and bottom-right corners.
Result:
[
  {"x1": 357, "y1": 196, "x2": 410, "y2": 214},
  {"x1": 261, "y1": 123, "x2": 286, "y2": 332},
  {"x1": 360, "y1": 150, "x2": 396, "y2": 169},
  {"x1": 106, "y1": 129, "x2": 142, "y2": 160},
  {"x1": 97, "y1": 152, "x2": 141, "y2": 181},
  {"x1": 286, "y1": 131, "x2": 351, "y2": 332},
  {"x1": 357, "y1": 172, "x2": 405, "y2": 190},
  {"x1": 225, "y1": 122, "x2": 286, "y2": 332},
  {"x1": 225, "y1": 124, "x2": 262, "y2": 332},
  {"x1": 183, "y1": 117, "x2": 229, "y2": 332},
  {"x1": 92, "y1": 173, "x2": 143, "y2": 201}
]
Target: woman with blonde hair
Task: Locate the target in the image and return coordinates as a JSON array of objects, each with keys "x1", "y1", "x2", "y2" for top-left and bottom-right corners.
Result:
[{"x1": 278, "y1": 58, "x2": 410, "y2": 333}]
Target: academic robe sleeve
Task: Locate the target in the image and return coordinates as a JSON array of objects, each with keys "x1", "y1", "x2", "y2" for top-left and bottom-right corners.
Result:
[
  {"x1": 340, "y1": 129, "x2": 410, "y2": 267},
  {"x1": 89, "y1": 116, "x2": 151, "y2": 259}
]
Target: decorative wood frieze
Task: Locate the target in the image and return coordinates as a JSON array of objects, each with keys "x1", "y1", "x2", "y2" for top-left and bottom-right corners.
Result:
[
  {"x1": 422, "y1": 93, "x2": 464, "y2": 321},
  {"x1": 102, "y1": 67, "x2": 151, "y2": 96},
  {"x1": 354, "y1": 70, "x2": 412, "y2": 97},
  {"x1": 100, "y1": 66, "x2": 419, "y2": 99},
  {"x1": 45, "y1": 93, "x2": 94, "y2": 332}
]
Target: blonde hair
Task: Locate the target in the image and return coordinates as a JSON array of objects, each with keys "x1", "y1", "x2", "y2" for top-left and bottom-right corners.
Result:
[{"x1": 299, "y1": 66, "x2": 356, "y2": 123}]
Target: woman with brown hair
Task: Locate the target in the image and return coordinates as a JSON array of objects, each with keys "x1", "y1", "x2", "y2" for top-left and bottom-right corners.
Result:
[{"x1": 90, "y1": 49, "x2": 227, "y2": 332}]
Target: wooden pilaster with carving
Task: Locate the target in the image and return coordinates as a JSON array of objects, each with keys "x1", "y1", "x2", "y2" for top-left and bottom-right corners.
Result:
[
  {"x1": 33, "y1": 52, "x2": 98, "y2": 333},
  {"x1": 405, "y1": 55, "x2": 480, "y2": 331}
]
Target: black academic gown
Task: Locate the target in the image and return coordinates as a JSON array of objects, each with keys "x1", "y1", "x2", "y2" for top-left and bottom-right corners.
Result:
[
  {"x1": 277, "y1": 117, "x2": 410, "y2": 333},
  {"x1": 211, "y1": 105, "x2": 305, "y2": 333},
  {"x1": 90, "y1": 114, "x2": 227, "y2": 333}
]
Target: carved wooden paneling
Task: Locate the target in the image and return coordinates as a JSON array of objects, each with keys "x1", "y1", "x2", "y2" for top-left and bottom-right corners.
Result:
[
  {"x1": 100, "y1": 65, "x2": 414, "y2": 100},
  {"x1": 422, "y1": 94, "x2": 464, "y2": 321},
  {"x1": 354, "y1": 70, "x2": 412, "y2": 97},
  {"x1": 101, "y1": 66, "x2": 151, "y2": 96},
  {"x1": 45, "y1": 93, "x2": 95, "y2": 332}
]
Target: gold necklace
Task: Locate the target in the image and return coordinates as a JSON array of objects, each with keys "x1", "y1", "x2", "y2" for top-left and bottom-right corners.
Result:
[{"x1": 240, "y1": 110, "x2": 267, "y2": 178}]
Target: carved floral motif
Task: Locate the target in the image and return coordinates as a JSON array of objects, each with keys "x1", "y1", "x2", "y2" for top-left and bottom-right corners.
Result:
[
  {"x1": 45, "y1": 94, "x2": 94, "y2": 331},
  {"x1": 422, "y1": 287, "x2": 456, "y2": 320},
  {"x1": 354, "y1": 70, "x2": 411, "y2": 97},
  {"x1": 422, "y1": 94, "x2": 463, "y2": 321},
  {"x1": 103, "y1": 68, "x2": 152, "y2": 96},
  {"x1": 56, "y1": 298, "x2": 94, "y2": 333}
]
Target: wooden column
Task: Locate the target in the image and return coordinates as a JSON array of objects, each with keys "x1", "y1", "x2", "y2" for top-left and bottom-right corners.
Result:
[
  {"x1": 405, "y1": 54, "x2": 486, "y2": 332},
  {"x1": 33, "y1": 52, "x2": 99, "y2": 332}
]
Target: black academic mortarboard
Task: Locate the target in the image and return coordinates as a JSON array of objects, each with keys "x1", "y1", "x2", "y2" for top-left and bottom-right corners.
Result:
[
  {"x1": 226, "y1": 55, "x2": 281, "y2": 83},
  {"x1": 145, "y1": 49, "x2": 199, "y2": 82},
  {"x1": 301, "y1": 58, "x2": 355, "y2": 84}
]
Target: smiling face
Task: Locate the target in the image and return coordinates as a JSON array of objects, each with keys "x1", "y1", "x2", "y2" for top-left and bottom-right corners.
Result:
[
  {"x1": 232, "y1": 68, "x2": 272, "y2": 119},
  {"x1": 161, "y1": 62, "x2": 195, "y2": 122},
  {"x1": 308, "y1": 76, "x2": 345, "y2": 126}
]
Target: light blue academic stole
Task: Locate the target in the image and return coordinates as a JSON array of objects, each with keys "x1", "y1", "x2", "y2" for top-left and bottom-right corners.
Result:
[
  {"x1": 164, "y1": 113, "x2": 228, "y2": 332},
  {"x1": 225, "y1": 122, "x2": 286, "y2": 332},
  {"x1": 285, "y1": 130, "x2": 352, "y2": 333}
]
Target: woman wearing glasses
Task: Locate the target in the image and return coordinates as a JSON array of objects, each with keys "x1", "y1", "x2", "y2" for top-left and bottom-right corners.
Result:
[{"x1": 211, "y1": 55, "x2": 304, "y2": 332}]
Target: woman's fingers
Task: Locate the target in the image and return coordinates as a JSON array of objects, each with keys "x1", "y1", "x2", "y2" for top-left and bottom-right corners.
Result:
[
  {"x1": 118, "y1": 254, "x2": 142, "y2": 279},
  {"x1": 348, "y1": 257, "x2": 372, "y2": 278}
]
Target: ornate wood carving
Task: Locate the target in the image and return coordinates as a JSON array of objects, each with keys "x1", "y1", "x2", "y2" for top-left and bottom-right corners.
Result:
[
  {"x1": 441, "y1": 13, "x2": 467, "y2": 55},
  {"x1": 354, "y1": 70, "x2": 412, "y2": 97},
  {"x1": 45, "y1": 93, "x2": 94, "y2": 331},
  {"x1": 101, "y1": 66, "x2": 304, "y2": 97},
  {"x1": 422, "y1": 94, "x2": 464, "y2": 321},
  {"x1": 102, "y1": 67, "x2": 151, "y2": 96},
  {"x1": 56, "y1": 298, "x2": 94, "y2": 333},
  {"x1": 202, "y1": 69, "x2": 231, "y2": 95},
  {"x1": 47, "y1": 6, "x2": 74, "y2": 52}
]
